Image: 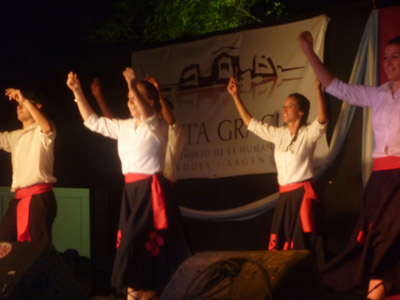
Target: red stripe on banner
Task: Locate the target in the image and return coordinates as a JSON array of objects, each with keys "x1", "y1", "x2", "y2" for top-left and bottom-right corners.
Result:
[{"x1": 379, "y1": 6, "x2": 400, "y2": 84}]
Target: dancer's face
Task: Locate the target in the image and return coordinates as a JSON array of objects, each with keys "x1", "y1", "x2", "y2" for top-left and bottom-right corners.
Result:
[
  {"x1": 384, "y1": 43, "x2": 400, "y2": 82},
  {"x1": 126, "y1": 83, "x2": 154, "y2": 118},
  {"x1": 282, "y1": 97, "x2": 303, "y2": 124},
  {"x1": 16, "y1": 102, "x2": 34, "y2": 123},
  {"x1": 127, "y1": 95, "x2": 139, "y2": 119}
]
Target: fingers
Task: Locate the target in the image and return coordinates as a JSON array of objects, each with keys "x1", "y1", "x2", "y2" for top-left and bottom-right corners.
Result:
[
  {"x1": 300, "y1": 31, "x2": 313, "y2": 43},
  {"x1": 4, "y1": 88, "x2": 22, "y2": 102},
  {"x1": 66, "y1": 71, "x2": 81, "y2": 90},
  {"x1": 227, "y1": 77, "x2": 238, "y2": 95}
]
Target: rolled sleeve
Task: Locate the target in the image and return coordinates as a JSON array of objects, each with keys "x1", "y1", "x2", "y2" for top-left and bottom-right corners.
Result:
[
  {"x1": 0, "y1": 131, "x2": 12, "y2": 152},
  {"x1": 39, "y1": 127, "x2": 56, "y2": 150},
  {"x1": 84, "y1": 113, "x2": 120, "y2": 139},
  {"x1": 326, "y1": 77, "x2": 376, "y2": 107},
  {"x1": 248, "y1": 118, "x2": 279, "y2": 143}
]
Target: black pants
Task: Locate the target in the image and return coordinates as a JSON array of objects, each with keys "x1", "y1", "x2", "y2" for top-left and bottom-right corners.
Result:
[{"x1": 0, "y1": 190, "x2": 57, "y2": 243}]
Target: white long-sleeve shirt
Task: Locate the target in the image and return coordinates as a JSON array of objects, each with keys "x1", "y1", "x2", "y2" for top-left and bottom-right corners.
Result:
[
  {"x1": 326, "y1": 78, "x2": 400, "y2": 158},
  {"x1": 84, "y1": 113, "x2": 169, "y2": 175},
  {"x1": 0, "y1": 123, "x2": 56, "y2": 191},
  {"x1": 248, "y1": 118, "x2": 327, "y2": 185}
]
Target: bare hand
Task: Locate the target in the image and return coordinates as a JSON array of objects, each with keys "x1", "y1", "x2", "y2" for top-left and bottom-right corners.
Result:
[
  {"x1": 227, "y1": 77, "x2": 238, "y2": 97},
  {"x1": 315, "y1": 78, "x2": 322, "y2": 90},
  {"x1": 144, "y1": 74, "x2": 160, "y2": 90},
  {"x1": 122, "y1": 67, "x2": 137, "y2": 86},
  {"x1": 66, "y1": 72, "x2": 81, "y2": 91},
  {"x1": 5, "y1": 88, "x2": 25, "y2": 104},
  {"x1": 90, "y1": 78, "x2": 102, "y2": 97},
  {"x1": 299, "y1": 31, "x2": 314, "y2": 54}
]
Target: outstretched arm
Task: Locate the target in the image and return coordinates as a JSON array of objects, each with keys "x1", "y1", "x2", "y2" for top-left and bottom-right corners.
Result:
[
  {"x1": 315, "y1": 79, "x2": 327, "y2": 124},
  {"x1": 5, "y1": 88, "x2": 54, "y2": 134},
  {"x1": 66, "y1": 72, "x2": 95, "y2": 121},
  {"x1": 123, "y1": 67, "x2": 154, "y2": 119},
  {"x1": 299, "y1": 31, "x2": 334, "y2": 87},
  {"x1": 227, "y1": 77, "x2": 252, "y2": 126},
  {"x1": 145, "y1": 74, "x2": 176, "y2": 125},
  {"x1": 90, "y1": 78, "x2": 116, "y2": 118}
]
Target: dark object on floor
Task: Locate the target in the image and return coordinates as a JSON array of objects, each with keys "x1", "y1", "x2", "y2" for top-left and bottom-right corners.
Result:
[
  {"x1": 160, "y1": 250, "x2": 323, "y2": 300},
  {"x1": 0, "y1": 241, "x2": 87, "y2": 300}
]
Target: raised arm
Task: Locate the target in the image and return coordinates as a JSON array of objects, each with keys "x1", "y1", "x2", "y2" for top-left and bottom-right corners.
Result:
[
  {"x1": 90, "y1": 78, "x2": 116, "y2": 118},
  {"x1": 5, "y1": 88, "x2": 54, "y2": 134},
  {"x1": 66, "y1": 72, "x2": 95, "y2": 121},
  {"x1": 123, "y1": 67, "x2": 154, "y2": 119},
  {"x1": 145, "y1": 74, "x2": 176, "y2": 125},
  {"x1": 315, "y1": 79, "x2": 327, "y2": 124},
  {"x1": 299, "y1": 31, "x2": 334, "y2": 87},
  {"x1": 227, "y1": 77, "x2": 252, "y2": 126}
]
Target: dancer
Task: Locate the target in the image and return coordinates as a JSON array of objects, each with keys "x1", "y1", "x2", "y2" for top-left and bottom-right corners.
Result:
[
  {"x1": 0, "y1": 88, "x2": 57, "y2": 243},
  {"x1": 67, "y1": 68, "x2": 189, "y2": 300},
  {"x1": 90, "y1": 75, "x2": 184, "y2": 183},
  {"x1": 227, "y1": 76, "x2": 327, "y2": 268},
  {"x1": 299, "y1": 31, "x2": 400, "y2": 300}
]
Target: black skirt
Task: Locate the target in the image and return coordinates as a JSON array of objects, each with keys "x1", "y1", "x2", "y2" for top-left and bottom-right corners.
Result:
[
  {"x1": 111, "y1": 174, "x2": 191, "y2": 292},
  {"x1": 322, "y1": 168, "x2": 400, "y2": 297},
  {"x1": 268, "y1": 185, "x2": 325, "y2": 269}
]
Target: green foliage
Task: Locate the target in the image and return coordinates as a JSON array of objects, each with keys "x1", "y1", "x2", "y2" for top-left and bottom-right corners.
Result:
[{"x1": 90, "y1": 0, "x2": 288, "y2": 44}]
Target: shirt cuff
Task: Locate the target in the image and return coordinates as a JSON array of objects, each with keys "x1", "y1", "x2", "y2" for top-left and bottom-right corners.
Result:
[
  {"x1": 325, "y1": 77, "x2": 339, "y2": 94},
  {"x1": 247, "y1": 118, "x2": 257, "y2": 131},
  {"x1": 83, "y1": 113, "x2": 98, "y2": 128}
]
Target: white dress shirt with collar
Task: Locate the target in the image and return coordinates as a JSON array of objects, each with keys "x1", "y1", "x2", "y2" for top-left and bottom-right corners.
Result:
[
  {"x1": 84, "y1": 113, "x2": 169, "y2": 175},
  {"x1": 248, "y1": 118, "x2": 327, "y2": 185},
  {"x1": 326, "y1": 77, "x2": 400, "y2": 158},
  {"x1": 0, "y1": 123, "x2": 56, "y2": 191}
]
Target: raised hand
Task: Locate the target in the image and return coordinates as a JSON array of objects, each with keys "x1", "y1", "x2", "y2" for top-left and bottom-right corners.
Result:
[
  {"x1": 144, "y1": 74, "x2": 160, "y2": 90},
  {"x1": 227, "y1": 77, "x2": 238, "y2": 97},
  {"x1": 90, "y1": 77, "x2": 102, "y2": 97},
  {"x1": 122, "y1": 67, "x2": 137, "y2": 87},
  {"x1": 5, "y1": 88, "x2": 25, "y2": 104},
  {"x1": 298, "y1": 31, "x2": 314, "y2": 54},
  {"x1": 66, "y1": 72, "x2": 82, "y2": 92}
]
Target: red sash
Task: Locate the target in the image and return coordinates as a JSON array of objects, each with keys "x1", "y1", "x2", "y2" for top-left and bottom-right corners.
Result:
[
  {"x1": 15, "y1": 183, "x2": 53, "y2": 242},
  {"x1": 373, "y1": 156, "x2": 400, "y2": 171},
  {"x1": 125, "y1": 173, "x2": 167, "y2": 230},
  {"x1": 279, "y1": 181, "x2": 317, "y2": 233}
]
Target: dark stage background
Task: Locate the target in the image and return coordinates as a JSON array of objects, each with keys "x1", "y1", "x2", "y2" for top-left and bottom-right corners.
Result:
[{"x1": 0, "y1": 0, "x2": 383, "y2": 294}]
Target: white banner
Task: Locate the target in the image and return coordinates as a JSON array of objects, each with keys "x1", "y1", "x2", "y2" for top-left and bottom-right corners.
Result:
[{"x1": 132, "y1": 15, "x2": 330, "y2": 179}]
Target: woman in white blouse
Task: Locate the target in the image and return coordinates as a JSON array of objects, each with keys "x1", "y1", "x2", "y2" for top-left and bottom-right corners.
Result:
[
  {"x1": 67, "y1": 68, "x2": 190, "y2": 300},
  {"x1": 300, "y1": 31, "x2": 400, "y2": 300},
  {"x1": 227, "y1": 76, "x2": 327, "y2": 269}
]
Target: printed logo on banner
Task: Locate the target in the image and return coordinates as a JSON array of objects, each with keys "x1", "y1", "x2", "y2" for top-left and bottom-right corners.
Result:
[
  {"x1": 132, "y1": 15, "x2": 329, "y2": 179},
  {"x1": 161, "y1": 48, "x2": 305, "y2": 178}
]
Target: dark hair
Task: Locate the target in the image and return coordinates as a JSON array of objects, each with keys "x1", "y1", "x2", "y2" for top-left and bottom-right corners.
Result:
[
  {"x1": 17, "y1": 88, "x2": 41, "y2": 105},
  {"x1": 287, "y1": 93, "x2": 310, "y2": 126},
  {"x1": 140, "y1": 81, "x2": 161, "y2": 112},
  {"x1": 386, "y1": 36, "x2": 400, "y2": 47}
]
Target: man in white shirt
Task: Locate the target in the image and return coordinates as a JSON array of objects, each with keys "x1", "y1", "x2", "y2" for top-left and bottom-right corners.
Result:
[{"x1": 0, "y1": 88, "x2": 57, "y2": 243}]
